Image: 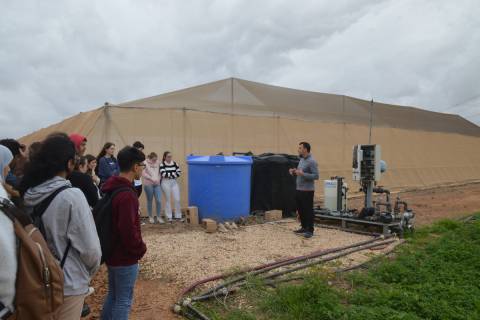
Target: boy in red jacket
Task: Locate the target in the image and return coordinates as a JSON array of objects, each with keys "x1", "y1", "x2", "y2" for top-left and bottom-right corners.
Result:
[{"x1": 100, "y1": 146, "x2": 147, "y2": 320}]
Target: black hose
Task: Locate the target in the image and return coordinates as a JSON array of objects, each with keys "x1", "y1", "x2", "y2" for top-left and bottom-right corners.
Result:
[
  {"x1": 185, "y1": 304, "x2": 211, "y2": 320},
  {"x1": 336, "y1": 239, "x2": 405, "y2": 273},
  {"x1": 260, "y1": 239, "x2": 397, "y2": 281},
  {"x1": 264, "y1": 276, "x2": 304, "y2": 288},
  {"x1": 185, "y1": 238, "x2": 400, "y2": 320},
  {"x1": 194, "y1": 238, "x2": 396, "y2": 302},
  {"x1": 196, "y1": 236, "x2": 389, "y2": 298}
]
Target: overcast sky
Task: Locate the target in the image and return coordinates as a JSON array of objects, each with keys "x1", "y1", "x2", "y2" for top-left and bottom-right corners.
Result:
[{"x1": 1, "y1": 0, "x2": 479, "y2": 138}]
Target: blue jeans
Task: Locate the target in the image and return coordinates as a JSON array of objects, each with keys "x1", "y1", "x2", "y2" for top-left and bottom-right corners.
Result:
[
  {"x1": 144, "y1": 184, "x2": 162, "y2": 218},
  {"x1": 101, "y1": 264, "x2": 139, "y2": 320}
]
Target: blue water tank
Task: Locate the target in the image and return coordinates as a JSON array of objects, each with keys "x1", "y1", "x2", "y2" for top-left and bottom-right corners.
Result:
[{"x1": 187, "y1": 155, "x2": 253, "y2": 222}]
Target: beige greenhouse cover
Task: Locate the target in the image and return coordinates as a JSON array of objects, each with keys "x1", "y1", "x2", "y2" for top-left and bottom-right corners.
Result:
[{"x1": 19, "y1": 78, "x2": 480, "y2": 207}]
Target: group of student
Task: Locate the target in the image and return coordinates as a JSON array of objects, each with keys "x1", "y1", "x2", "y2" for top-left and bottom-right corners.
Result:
[{"x1": 0, "y1": 133, "x2": 180, "y2": 320}]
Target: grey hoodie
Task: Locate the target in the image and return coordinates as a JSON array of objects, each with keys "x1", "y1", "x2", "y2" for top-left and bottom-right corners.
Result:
[{"x1": 23, "y1": 176, "x2": 101, "y2": 296}]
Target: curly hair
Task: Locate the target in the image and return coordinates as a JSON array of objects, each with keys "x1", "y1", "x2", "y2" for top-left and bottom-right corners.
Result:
[{"x1": 19, "y1": 133, "x2": 76, "y2": 194}]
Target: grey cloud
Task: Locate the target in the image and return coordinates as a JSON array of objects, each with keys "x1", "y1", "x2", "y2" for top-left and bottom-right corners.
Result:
[{"x1": 0, "y1": 0, "x2": 479, "y2": 138}]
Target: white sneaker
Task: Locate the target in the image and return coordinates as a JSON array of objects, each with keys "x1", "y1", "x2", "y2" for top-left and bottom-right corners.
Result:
[
  {"x1": 149, "y1": 217, "x2": 155, "y2": 224},
  {"x1": 157, "y1": 217, "x2": 165, "y2": 224}
]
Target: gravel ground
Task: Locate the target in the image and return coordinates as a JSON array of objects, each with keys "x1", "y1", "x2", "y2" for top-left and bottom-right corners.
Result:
[
  {"x1": 84, "y1": 183, "x2": 480, "y2": 320},
  {"x1": 140, "y1": 220, "x2": 370, "y2": 286}
]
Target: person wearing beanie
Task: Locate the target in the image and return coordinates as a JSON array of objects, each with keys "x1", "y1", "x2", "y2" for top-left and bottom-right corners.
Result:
[{"x1": 69, "y1": 134, "x2": 87, "y2": 156}]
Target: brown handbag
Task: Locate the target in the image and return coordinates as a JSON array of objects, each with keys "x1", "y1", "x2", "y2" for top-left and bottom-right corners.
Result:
[{"x1": 1, "y1": 199, "x2": 65, "y2": 320}]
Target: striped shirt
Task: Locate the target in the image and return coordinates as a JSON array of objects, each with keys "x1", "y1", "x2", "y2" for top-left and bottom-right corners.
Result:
[{"x1": 160, "y1": 161, "x2": 181, "y2": 179}]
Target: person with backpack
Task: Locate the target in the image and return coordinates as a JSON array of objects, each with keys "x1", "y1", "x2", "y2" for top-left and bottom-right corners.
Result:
[
  {"x1": 97, "y1": 142, "x2": 119, "y2": 186},
  {"x1": 99, "y1": 146, "x2": 147, "y2": 320},
  {"x1": 20, "y1": 133, "x2": 101, "y2": 320}
]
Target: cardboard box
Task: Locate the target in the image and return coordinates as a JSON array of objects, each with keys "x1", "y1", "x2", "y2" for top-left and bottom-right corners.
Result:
[
  {"x1": 202, "y1": 218, "x2": 217, "y2": 233},
  {"x1": 184, "y1": 206, "x2": 199, "y2": 225},
  {"x1": 265, "y1": 210, "x2": 282, "y2": 222}
]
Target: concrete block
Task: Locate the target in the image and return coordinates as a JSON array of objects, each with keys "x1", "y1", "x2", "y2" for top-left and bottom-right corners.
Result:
[
  {"x1": 265, "y1": 210, "x2": 282, "y2": 222},
  {"x1": 202, "y1": 218, "x2": 217, "y2": 233},
  {"x1": 184, "y1": 206, "x2": 199, "y2": 225}
]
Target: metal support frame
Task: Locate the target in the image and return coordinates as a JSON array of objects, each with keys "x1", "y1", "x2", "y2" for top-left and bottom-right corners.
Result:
[{"x1": 315, "y1": 213, "x2": 401, "y2": 236}]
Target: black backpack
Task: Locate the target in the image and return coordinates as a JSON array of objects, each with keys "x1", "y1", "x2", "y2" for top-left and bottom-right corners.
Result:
[
  {"x1": 31, "y1": 185, "x2": 72, "y2": 268},
  {"x1": 93, "y1": 187, "x2": 132, "y2": 264}
]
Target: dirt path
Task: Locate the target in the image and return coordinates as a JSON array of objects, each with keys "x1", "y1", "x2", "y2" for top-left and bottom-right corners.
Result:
[{"x1": 86, "y1": 182, "x2": 480, "y2": 320}]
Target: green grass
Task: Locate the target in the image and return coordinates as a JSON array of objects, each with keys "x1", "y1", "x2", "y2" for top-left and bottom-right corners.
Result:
[{"x1": 197, "y1": 213, "x2": 480, "y2": 320}]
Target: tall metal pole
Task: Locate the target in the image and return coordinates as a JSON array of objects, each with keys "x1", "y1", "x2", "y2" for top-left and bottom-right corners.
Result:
[
  {"x1": 230, "y1": 78, "x2": 234, "y2": 153},
  {"x1": 368, "y1": 99, "x2": 373, "y2": 144}
]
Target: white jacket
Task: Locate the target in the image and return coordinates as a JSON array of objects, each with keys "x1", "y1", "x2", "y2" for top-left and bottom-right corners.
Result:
[{"x1": 0, "y1": 184, "x2": 16, "y2": 312}]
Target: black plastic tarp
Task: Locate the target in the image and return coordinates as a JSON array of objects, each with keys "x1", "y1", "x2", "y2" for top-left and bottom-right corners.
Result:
[{"x1": 250, "y1": 153, "x2": 300, "y2": 216}]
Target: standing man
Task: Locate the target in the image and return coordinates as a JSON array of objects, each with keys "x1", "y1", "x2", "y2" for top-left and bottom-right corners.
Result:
[
  {"x1": 101, "y1": 146, "x2": 147, "y2": 320},
  {"x1": 289, "y1": 142, "x2": 319, "y2": 239}
]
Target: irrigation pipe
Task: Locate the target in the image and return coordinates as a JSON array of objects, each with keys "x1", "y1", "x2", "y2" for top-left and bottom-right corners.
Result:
[
  {"x1": 196, "y1": 236, "x2": 392, "y2": 298},
  {"x1": 179, "y1": 238, "x2": 401, "y2": 320},
  {"x1": 184, "y1": 304, "x2": 210, "y2": 320},
  {"x1": 336, "y1": 239, "x2": 405, "y2": 273},
  {"x1": 193, "y1": 238, "x2": 397, "y2": 302},
  {"x1": 259, "y1": 239, "x2": 397, "y2": 281},
  {"x1": 179, "y1": 233, "x2": 389, "y2": 300}
]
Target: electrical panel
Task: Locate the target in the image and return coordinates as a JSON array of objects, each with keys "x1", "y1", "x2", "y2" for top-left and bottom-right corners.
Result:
[{"x1": 352, "y1": 144, "x2": 381, "y2": 182}]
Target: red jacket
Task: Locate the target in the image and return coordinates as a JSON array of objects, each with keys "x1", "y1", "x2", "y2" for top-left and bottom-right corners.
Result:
[{"x1": 101, "y1": 176, "x2": 147, "y2": 266}]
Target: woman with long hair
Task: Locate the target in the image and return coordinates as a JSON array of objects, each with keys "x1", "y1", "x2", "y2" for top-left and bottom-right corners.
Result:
[
  {"x1": 96, "y1": 142, "x2": 119, "y2": 185},
  {"x1": 85, "y1": 154, "x2": 100, "y2": 186},
  {"x1": 20, "y1": 133, "x2": 101, "y2": 320},
  {"x1": 69, "y1": 156, "x2": 100, "y2": 208},
  {"x1": 160, "y1": 151, "x2": 182, "y2": 222},
  {"x1": 142, "y1": 152, "x2": 163, "y2": 224}
]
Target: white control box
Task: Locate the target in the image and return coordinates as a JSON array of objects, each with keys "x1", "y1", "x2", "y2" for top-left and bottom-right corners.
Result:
[{"x1": 324, "y1": 179, "x2": 348, "y2": 212}]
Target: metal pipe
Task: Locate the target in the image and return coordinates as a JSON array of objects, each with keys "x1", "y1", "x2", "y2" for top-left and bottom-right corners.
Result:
[
  {"x1": 394, "y1": 199, "x2": 408, "y2": 214},
  {"x1": 313, "y1": 223, "x2": 381, "y2": 237}
]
